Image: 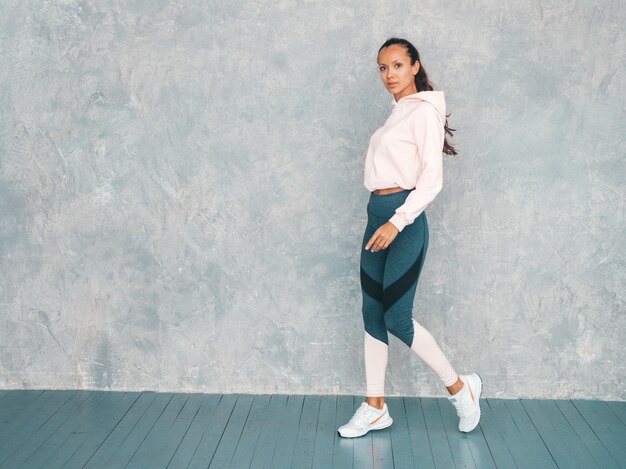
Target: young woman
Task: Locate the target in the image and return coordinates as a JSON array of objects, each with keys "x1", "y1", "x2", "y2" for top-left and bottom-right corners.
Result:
[{"x1": 338, "y1": 38, "x2": 483, "y2": 438}]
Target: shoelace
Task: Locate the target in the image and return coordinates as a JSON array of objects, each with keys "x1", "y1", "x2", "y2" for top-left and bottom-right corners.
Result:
[
  {"x1": 450, "y1": 392, "x2": 474, "y2": 418},
  {"x1": 349, "y1": 403, "x2": 379, "y2": 427}
]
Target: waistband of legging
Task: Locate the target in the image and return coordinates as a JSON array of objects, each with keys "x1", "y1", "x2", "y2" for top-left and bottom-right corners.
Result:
[
  {"x1": 367, "y1": 189, "x2": 412, "y2": 216},
  {"x1": 369, "y1": 189, "x2": 412, "y2": 198}
]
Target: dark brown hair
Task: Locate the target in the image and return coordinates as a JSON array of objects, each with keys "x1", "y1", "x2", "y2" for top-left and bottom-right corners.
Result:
[{"x1": 378, "y1": 37, "x2": 458, "y2": 156}]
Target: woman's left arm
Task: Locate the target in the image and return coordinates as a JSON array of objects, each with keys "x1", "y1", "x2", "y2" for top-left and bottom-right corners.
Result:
[
  {"x1": 365, "y1": 105, "x2": 445, "y2": 253},
  {"x1": 388, "y1": 105, "x2": 445, "y2": 232}
]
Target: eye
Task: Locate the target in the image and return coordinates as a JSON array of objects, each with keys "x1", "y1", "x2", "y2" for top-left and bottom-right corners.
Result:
[
  {"x1": 379, "y1": 66, "x2": 385, "y2": 71},
  {"x1": 395, "y1": 63, "x2": 402, "y2": 68}
]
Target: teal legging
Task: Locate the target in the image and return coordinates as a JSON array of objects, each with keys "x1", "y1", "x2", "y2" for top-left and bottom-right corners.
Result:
[{"x1": 360, "y1": 190, "x2": 429, "y2": 347}]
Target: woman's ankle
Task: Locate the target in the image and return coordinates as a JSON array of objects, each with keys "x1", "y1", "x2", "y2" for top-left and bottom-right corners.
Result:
[
  {"x1": 366, "y1": 396, "x2": 385, "y2": 410},
  {"x1": 446, "y1": 376, "x2": 465, "y2": 395}
]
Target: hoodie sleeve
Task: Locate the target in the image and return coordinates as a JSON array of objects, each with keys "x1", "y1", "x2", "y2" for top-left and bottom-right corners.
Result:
[{"x1": 388, "y1": 105, "x2": 444, "y2": 232}]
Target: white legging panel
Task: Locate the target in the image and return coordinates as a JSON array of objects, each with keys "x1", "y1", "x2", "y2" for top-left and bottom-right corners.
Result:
[
  {"x1": 364, "y1": 318, "x2": 458, "y2": 396},
  {"x1": 409, "y1": 318, "x2": 458, "y2": 387},
  {"x1": 364, "y1": 331, "x2": 388, "y2": 397}
]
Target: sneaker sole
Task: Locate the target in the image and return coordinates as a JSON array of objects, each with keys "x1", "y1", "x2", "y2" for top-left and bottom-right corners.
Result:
[{"x1": 337, "y1": 416, "x2": 393, "y2": 438}]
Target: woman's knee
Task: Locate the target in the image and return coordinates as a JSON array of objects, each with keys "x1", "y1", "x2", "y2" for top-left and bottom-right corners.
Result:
[
  {"x1": 362, "y1": 306, "x2": 388, "y2": 344},
  {"x1": 384, "y1": 313, "x2": 414, "y2": 347}
]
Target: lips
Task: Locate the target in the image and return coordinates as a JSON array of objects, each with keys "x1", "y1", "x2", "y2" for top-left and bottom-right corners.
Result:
[{"x1": 388, "y1": 82, "x2": 398, "y2": 86}]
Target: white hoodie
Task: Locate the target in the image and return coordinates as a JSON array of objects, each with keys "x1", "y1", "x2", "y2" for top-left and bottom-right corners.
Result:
[{"x1": 363, "y1": 90, "x2": 446, "y2": 232}]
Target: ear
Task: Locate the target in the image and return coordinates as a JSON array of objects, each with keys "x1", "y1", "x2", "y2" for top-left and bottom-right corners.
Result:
[{"x1": 413, "y1": 60, "x2": 420, "y2": 76}]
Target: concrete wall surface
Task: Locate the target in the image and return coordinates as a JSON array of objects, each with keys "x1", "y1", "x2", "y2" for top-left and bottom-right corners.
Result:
[{"x1": 0, "y1": 0, "x2": 624, "y2": 399}]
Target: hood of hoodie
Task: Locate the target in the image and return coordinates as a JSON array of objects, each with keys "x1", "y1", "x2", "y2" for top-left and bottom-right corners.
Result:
[{"x1": 391, "y1": 90, "x2": 446, "y2": 124}]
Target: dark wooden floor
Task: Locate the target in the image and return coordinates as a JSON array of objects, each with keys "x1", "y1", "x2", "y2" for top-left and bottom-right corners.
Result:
[{"x1": 0, "y1": 390, "x2": 624, "y2": 468}]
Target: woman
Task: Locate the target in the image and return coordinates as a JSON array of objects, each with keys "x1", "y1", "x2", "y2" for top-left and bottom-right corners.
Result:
[{"x1": 338, "y1": 38, "x2": 483, "y2": 438}]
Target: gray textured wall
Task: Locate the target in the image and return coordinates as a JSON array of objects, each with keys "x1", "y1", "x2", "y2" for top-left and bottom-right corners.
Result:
[{"x1": 0, "y1": 0, "x2": 624, "y2": 400}]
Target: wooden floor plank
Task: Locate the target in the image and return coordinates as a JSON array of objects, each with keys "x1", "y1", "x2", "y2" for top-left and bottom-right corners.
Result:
[
  {"x1": 479, "y1": 395, "x2": 518, "y2": 468},
  {"x1": 421, "y1": 396, "x2": 456, "y2": 468},
  {"x1": 0, "y1": 390, "x2": 73, "y2": 439},
  {"x1": 0, "y1": 390, "x2": 623, "y2": 469},
  {"x1": 554, "y1": 399, "x2": 621, "y2": 469},
  {"x1": 352, "y1": 432, "x2": 374, "y2": 469},
  {"x1": 332, "y1": 395, "x2": 355, "y2": 469},
  {"x1": 131, "y1": 392, "x2": 207, "y2": 468},
  {"x1": 386, "y1": 397, "x2": 414, "y2": 469},
  {"x1": 249, "y1": 394, "x2": 288, "y2": 468},
  {"x1": 128, "y1": 394, "x2": 189, "y2": 468},
  {"x1": 444, "y1": 397, "x2": 494, "y2": 469},
  {"x1": 571, "y1": 399, "x2": 626, "y2": 467},
  {"x1": 0, "y1": 390, "x2": 76, "y2": 454},
  {"x1": 0, "y1": 390, "x2": 106, "y2": 468},
  {"x1": 125, "y1": 393, "x2": 193, "y2": 466},
  {"x1": 438, "y1": 397, "x2": 485, "y2": 469},
  {"x1": 487, "y1": 399, "x2": 554, "y2": 469},
  {"x1": 0, "y1": 389, "x2": 46, "y2": 424},
  {"x1": 541, "y1": 399, "x2": 602, "y2": 467},
  {"x1": 369, "y1": 398, "x2": 392, "y2": 469},
  {"x1": 486, "y1": 398, "x2": 539, "y2": 468},
  {"x1": 371, "y1": 428, "x2": 393, "y2": 469},
  {"x1": 155, "y1": 393, "x2": 208, "y2": 467},
  {"x1": 185, "y1": 394, "x2": 238, "y2": 468},
  {"x1": 502, "y1": 399, "x2": 558, "y2": 468},
  {"x1": 351, "y1": 397, "x2": 374, "y2": 469},
  {"x1": 311, "y1": 395, "x2": 337, "y2": 469},
  {"x1": 164, "y1": 394, "x2": 223, "y2": 468},
  {"x1": 270, "y1": 395, "x2": 305, "y2": 468},
  {"x1": 605, "y1": 400, "x2": 626, "y2": 426},
  {"x1": 82, "y1": 392, "x2": 160, "y2": 468},
  {"x1": 438, "y1": 397, "x2": 480, "y2": 469},
  {"x1": 207, "y1": 395, "x2": 255, "y2": 468},
  {"x1": 45, "y1": 392, "x2": 140, "y2": 469},
  {"x1": 521, "y1": 399, "x2": 591, "y2": 468},
  {"x1": 98, "y1": 392, "x2": 175, "y2": 467},
  {"x1": 292, "y1": 395, "x2": 321, "y2": 469},
  {"x1": 404, "y1": 397, "x2": 436, "y2": 469},
  {"x1": 5, "y1": 391, "x2": 111, "y2": 467},
  {"x1": 229, "y1": 395, "x2": 271, "y2": 468}
]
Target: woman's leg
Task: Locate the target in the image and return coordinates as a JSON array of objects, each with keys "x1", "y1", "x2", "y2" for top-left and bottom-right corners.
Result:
[
  {"x1": 381, "y1": 211, "x2": 429, "y2": 348},
  {"x1": 383, "y1": 212, "x2": 459, "y2": 388},
  {"x1": 360, "y1": 215, "x2": 390, "y2": 403},
  {"x1": 381, "y1": 210, "x2": 482, "y2": 433},
  {"x1": 337, "y1": 211, "x2": 394, "y2": 438},
  {"x1": 410, "y1": 317, "x2": 459, "y2": 388},
  {"x1": 364, "y1": 332, "x2": 387, "y2": 403}
]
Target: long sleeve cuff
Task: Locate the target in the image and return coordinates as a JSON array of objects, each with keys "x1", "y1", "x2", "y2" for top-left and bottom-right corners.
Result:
[{"x1": 389, "y1": 213, "x2": 409, "y2": 232}]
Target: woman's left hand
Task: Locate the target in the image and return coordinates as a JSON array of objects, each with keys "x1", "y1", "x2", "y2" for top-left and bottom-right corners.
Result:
[{"x1": 365, "y1": 222, "x2": 399, "y2": 252}]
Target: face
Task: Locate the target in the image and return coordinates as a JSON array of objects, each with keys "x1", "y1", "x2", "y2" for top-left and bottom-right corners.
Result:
[{"x1": 377, "y1": 44, "x2": 420, "y2": 101}]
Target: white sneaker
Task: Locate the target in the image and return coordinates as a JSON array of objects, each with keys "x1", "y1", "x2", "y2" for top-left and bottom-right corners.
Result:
[
  {"x1": 337, "y1": 401, "x2": 393, "y2": 438},
  {"x1": 447, "y1": 373, "x2": 482, "y2": 432}
]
